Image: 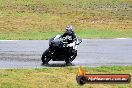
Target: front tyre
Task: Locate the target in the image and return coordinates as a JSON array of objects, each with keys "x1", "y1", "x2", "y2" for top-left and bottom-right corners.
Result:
[{"x1": 41, "y1": 49, "x2": 51, "y2": 64}]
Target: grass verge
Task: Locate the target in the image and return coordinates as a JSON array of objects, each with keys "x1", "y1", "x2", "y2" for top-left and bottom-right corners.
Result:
[
  {"x1": 0, "y1": 66, "x2": 132, "y2": 88},
  {"x1": 0, "y1": 0, "x2": 131, "y2": 39}
]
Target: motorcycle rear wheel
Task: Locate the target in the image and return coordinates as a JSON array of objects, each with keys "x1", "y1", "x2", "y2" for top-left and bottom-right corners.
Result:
[
  {"x1": 70, "y1": 50, "x2": 77, "y2": 62},
  {"x1": 65, "y1": 50, "x2": 77, "y2": 65}
]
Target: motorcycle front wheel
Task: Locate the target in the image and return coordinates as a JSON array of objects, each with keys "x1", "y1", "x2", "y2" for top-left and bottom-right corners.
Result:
[{"x1": 41, "y1": 49, "x2": 51, "y2": 64}]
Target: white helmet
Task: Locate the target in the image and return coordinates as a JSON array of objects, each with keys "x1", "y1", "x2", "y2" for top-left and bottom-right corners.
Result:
[{"x1": 66, "y1": 25, "x2": 72, "y2": 31}]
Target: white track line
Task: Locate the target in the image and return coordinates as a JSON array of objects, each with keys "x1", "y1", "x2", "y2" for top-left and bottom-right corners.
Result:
[
  {"x1": 114, "y1": 38, "x2": 129, "y2": 39},
  {"x1": 0, "y1": 40, "x2": 18, "y2": 41}
]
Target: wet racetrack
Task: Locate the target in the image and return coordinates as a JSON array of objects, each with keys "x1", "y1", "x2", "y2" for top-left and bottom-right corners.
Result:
[{"x1": 0, "y1": 39, "x2": 132, "y2": 68}]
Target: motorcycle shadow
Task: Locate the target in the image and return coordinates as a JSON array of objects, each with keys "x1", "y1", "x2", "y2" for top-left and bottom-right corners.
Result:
[{"x1": 41, "y1": 63, "x2": 75, "y2": 67}]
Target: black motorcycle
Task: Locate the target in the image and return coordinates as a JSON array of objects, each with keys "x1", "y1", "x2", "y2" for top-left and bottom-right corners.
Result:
[{"x1": 41, "y1": 35, "x2": 82, "y2": 65}]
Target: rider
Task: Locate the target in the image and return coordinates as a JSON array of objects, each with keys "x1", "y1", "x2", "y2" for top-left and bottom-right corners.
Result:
[
  {"x1": 62, "y1": 26, "x2": 77, "y2": 65},
  {"x1": 62, "y1": 25, "x2": 77, "y2": 43}
]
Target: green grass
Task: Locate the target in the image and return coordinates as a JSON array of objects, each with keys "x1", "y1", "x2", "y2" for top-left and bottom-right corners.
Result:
[
  {"x1": 1, "y1": 28, "x2": 132, "y2": 40},
  {"x1": 0, "y1": 0, "x2": 132, "y2": 39},
  {"x1": 0, "y1": 66, "x2": 132, "y2": 88},
  {"x1": 77, "y1": 28, "x2": 132, "y2": 39}
]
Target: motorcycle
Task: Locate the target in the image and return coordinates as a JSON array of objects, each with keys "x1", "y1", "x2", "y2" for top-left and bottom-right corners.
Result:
[{"x1": 41, "y1": 35, "x2": 82, "y2": 65}]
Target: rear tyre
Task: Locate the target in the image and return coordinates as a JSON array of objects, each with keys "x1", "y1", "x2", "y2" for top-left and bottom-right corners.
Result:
[
  {"x1": 70, "y1": 50, "x2": 77, "y2": 62},
  {"x1": 41, "y1": 49, "x2": 51, "y2": 64},
  {"x1": 66, "y1": 62, "x2": 72, "y2": 66},
  {"x1": 65, "y1": 50, "x2": 77, "y2": 65}
]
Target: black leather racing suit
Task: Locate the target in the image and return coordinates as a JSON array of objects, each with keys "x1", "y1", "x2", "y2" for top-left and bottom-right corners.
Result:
[
  {"x1": 62, "y1": 31, "x2": 77, "y2": 64},
  {"x1": 62, "y1": 31, "x2": 77, "y2": 43}
]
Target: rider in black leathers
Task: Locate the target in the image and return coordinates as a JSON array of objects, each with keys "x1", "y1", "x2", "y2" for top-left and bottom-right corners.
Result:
[
  {"x1": 62, "y1": 26, "x2": 77, "y2": 65},
  {"x1": 62, "y1": 26, "x2": 77, "y2": 43}
]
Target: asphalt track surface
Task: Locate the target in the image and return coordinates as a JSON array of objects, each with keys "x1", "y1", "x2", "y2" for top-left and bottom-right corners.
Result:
[{"x1": 0, "y1": 39, "x2": 132, "y2": 68}]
